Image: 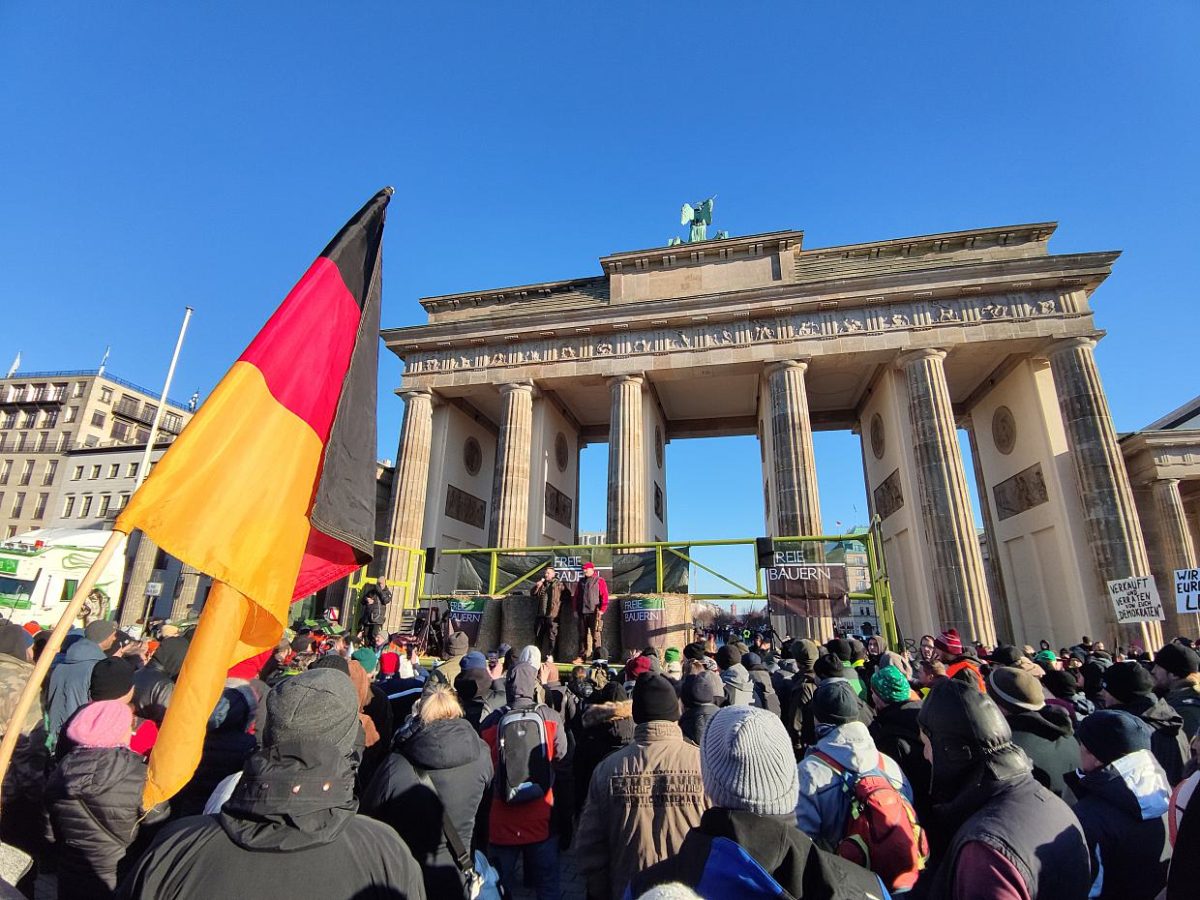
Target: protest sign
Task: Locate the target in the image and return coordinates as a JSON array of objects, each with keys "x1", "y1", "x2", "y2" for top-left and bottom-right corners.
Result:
[
  {"x1": 1175, "y1": 568, "x2": 1200, "y2": 615},
  {"x1": 765, "y1": 558, "x2": 851, "y2": 619},
  {"x1": 1107, "y1": 575, "x2": 1165, "y2": 623}
]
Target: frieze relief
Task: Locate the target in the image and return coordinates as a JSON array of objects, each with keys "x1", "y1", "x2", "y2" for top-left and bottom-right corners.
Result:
[{"x1": 403, "y1": 290, "x2": 1065, "y2": 375}]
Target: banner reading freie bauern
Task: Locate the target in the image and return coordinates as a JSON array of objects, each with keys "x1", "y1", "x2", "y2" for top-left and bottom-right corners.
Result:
[
  {"x1": 765, "y1": 553, "x2": 851, "y2": 620},
  {"x1": 447, "y1": 595, "x2": 488, "y2": 645}
]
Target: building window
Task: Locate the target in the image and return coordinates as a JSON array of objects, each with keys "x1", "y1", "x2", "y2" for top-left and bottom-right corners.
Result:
[
  {"x1": 98, "y1": 495, "x2": 111, "y2": 517},
  {"x1": 65, "y1": 406, "x2": 78, "y2": 424},
  {"x1": 11, "y1": 492, "x2": 25, "y2": 518},
  {"x1": 52, "y1": 383, "x2": 68, "y2": 401},
  {"x1": 16, "y1": 433, "x2": 28, "y2": 452},
  {"x1": 126, "y1": 463, "x2": 138, "y2": 479},
  {"x1": 18, "y1": 460, "x2": 33, "y2": 486},
  {"x1": 57, "y1": 432, "x2": 72, "y2": 452},
  {"x1": 117, "y1": 492, "x2": 130, "y2": 509},
  {"x1": 43, "y1": 460, "x2": 57, "y2": 485},
  {"x1": 41, "y1": 410, "x2": 58, "y2": 428},
  {"x1": 163, "y1": 413, "x2": 183, "y2": 433},
  {"x1": 0, "y1": 460, "x2": 10, "y2": 485},
  {"x1": 0, "y1": 413, "x2": 13, "y2": 429},
  {"x1": 84, "y1": 436, "x2": 97, "y2": 448},
  {"x1": 90, "y1": 411, "x2": 106, "y2": 428},
  {"x1": 32, "y1": 493, "x2": 47, "y2": 520},
  {"x1": 36, "y1": 432, "x2": 49, "y2": 452},
  {"x1": 152, "y1": 547, "x2": 169, "y2": 570},
  {"x1": 62, "y1": 495, "x2": 75, "y2": 518},
  {"x1": 135, "y1": 428, "x2": 150, "y2": 444},
  {"x1": 107, "y1": 464, "x2": 119, "y2": 478},
  {"x1": 4, "y1": 526, "x2": 15, "y2": 539},
  {"x1": 71, "y1": 382, "x2": 84, "y2": 398},
  {"x1": 89, "y1": 465, "x2": 101, "y2": 480},
  {"x1": 20, "y1": 411, "x2": 35, "y2": 428},
  {"x1": 99, "y1": 387, "x2": 113, "y2": 403},
  {"x1": 71, "y1": 465, "x2": 82, "y2": 481},
  {"x1": 110, "y1": 420, "x2": 129, "y2": 441},
  {"x1": 79, "y1": 495, "x2": 92, "y2": 518}
]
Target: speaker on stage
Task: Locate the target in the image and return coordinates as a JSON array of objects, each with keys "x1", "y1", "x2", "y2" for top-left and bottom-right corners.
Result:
[
  {"x1": 755, "y1": 536, "x2": 774, "y2": 569},
  {"x1": 424, "y1": 547, "x2": 439, "y2": 575}
]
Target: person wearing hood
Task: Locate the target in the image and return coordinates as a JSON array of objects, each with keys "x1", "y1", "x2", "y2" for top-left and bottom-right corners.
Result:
[
  {"x1": 1152, "y1": 642, "x2": 1200, "y2": 740},
  {"x1": 868, "y1": 664, "x2": 932, "y2": 823},
  {"x1": 1042, "y1": 669, "x2": 1094, "y2": 726},
  {"x1": 480, "y1": 661, "x2": 567, "y2": 900},
  {"x1": 682, "y1": 641, "x2": 723, "y2": 702},
  {"x1": 45, "y1": 620, "x2": 117, "y2": 752},
  {"x1": 1064, "y1": 710, "x2": 1171, "y2": 900},
  {"x1": 916, "y1": 678, "x2": 1089, "y2": 900},
  {"x1": 0, "y1": 623, "x2": 48, "y2": 867},
  {"x1": 452, "y1": 652, "x2": 503, "y2": 732},
  {"x1": 46, "y1": 700, "x2": 166, "y2": 900},
  {"x1": 629, "y1": 706, "x2": 886, "y2": 900},
  {"x1": 782, "y1": 638, "x2": 820, "y2": 753},
  {"x1": 573, "y1": 680, "x2": 634, "y2": 818},
  {"x1": 1100, "y1": 660, "x2": 1190, "y2": 785},
  {"x1": 363, "y1": 682, "x2": 492, "y2": 900},
  {"x1": 117, "y1": 668, "x2": 426, "y2": 900},
  {"x1": 432, "y1": 630, "x2": 470, "y2": 687},
  {"x1": 741, "y1": 651, "x2": 781, "y2": 715},
  {"x1": 715, "y1": 645, "x2": 755, "y2": 707},
  {"x1": 795, "y1": 679, "x2": 912, "y2": 851},
  {"x1": 168, "y1": 684, "x2": 258, "y2": 820},
  {"x1": 575, "y1": 673, "x2": 707, "y2": 899},
  {"x1": 987, "y1": 666, "x2": 1081, "y2": 803},
  {"x1": 679, "y1": 672, "x2": 719, "y2": 747},
  {"x1": 131, "y1": 635, "x2": 188, "y2": 725}
]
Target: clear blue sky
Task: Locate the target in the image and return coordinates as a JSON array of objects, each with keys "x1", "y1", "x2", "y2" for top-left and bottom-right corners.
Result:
[{"x1": 2, "y1": 4, "x2": 1197, "y2": 570}]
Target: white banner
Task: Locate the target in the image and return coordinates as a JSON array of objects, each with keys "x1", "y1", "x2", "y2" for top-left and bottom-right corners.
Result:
[
  {"x1": 1174, "y1": 569, "x2": 1200, "y2": 615},
  {"x1": 1107, "y1": 575, "x2": 1165, "y2": 623}
]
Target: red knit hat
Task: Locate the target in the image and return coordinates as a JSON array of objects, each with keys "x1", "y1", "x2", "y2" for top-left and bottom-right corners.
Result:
[
  {"x1": 935, "y1": 628, "x2": 963, "y2": 656},
  {"x1": 379, "y1": 651, "x2": 400, "y2": 676},
  {"x1": 625, "y1": 655, "x2": 652, "y2": 680}
]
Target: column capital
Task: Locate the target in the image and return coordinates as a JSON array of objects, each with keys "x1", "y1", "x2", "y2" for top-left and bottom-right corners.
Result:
[
  {"x1": 607, "y1": 373, "x2": 645, "y2": 388},
  {"x1": 398, "y1": 386, "x2": 433, "y2": 403},
  {"x1": 1153, "y1": 476, "x2": 1183, "y2": 489},
  {"x1": 895, "y1": 347, "x2": 948, "y2": 368},
  {"x1": 1047, "y1": 335, "x2": 1100, "y2": 357},
  {"x1": 498, "y1": 381, "x2": 535, "y2": 397},
  {"x1": 764, "y1": 358, "x2": 810, "y2": 376}
]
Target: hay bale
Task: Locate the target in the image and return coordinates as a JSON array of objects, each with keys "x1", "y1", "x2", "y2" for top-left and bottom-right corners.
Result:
[
  {"x1": 476, "y1": 597, "x2": 503, "y2": 651},
  {"x1": 615, "y1": 594, "x2": 693, "y2": 656},
  {"x1": 500, "y1": 592, "x2": 538, "y2": 650},
  {"x1": 555, "y1": 602, "x2": 581, "y2": 662}
]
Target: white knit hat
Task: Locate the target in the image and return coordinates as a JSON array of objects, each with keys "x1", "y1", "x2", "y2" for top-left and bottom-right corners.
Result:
[{"x1": 701, "y1": 706, "x2": 799, "y2": 816}]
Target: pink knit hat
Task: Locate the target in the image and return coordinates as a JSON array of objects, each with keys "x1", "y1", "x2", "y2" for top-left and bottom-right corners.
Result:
[{"x1": 65, "y1": 699, "x2": 133, "y2": 749}]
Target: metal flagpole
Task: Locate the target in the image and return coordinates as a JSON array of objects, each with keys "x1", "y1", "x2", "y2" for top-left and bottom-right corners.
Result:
[{"x1": 135, "y1": 307, "x2": 193, "y2": 491}]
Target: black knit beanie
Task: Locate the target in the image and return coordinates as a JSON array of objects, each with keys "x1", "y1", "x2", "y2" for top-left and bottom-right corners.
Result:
[
  {"x1": 89, "y1": 657, "x2": 136, "y2": 701},
  {"x1": 1101, "y1": 661, "x2": 1155, "y2": 704},
  {"x1": 633, "y1": 673, "x2": 680, "y2": 724}
]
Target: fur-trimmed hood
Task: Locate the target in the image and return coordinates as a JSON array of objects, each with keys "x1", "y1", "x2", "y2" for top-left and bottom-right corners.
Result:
[{"x1": 582, "y1": 699, "x2": 633, "y2": 729}]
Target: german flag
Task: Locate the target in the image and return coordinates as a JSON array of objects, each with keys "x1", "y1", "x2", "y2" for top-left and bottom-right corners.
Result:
[{"x1": 118, "y1": 188, "x2": 391, "y2": 807}]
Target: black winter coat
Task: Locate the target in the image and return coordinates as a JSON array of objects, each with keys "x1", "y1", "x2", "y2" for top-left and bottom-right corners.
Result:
[
  {"x1": 131, "y1": 660, "x2": 176, "y2": 725},
  {"x1": 784, "y1": 671, "x2": 819, "y2": 753},
  {"x1": 869, "y1": 700, "x2": 932, "y2": 821},
  {"x1": 1112, "y1": 694, "x2": 1190, "y2": 785},
  {"x1": 362, "y1": 717, "x2": 492, "y2": 900},
  {"x1": 46, "y1": 746, "x2": 155, "y2": 900},
  {"x1": 169, "y1": 692, "x2": 257, "y2": 820},
  {"x1": 1006, "y1": 706, "x2": 1081, "y2": 804},
  {"x1": 746, "y1": 665, "x2": 782, "y2": 716},
  {"x1": 1065, "y1": 751, "x2": 1171, "y2": 900},
  {"x1": 679, "y1": 702, "x2": 718, "y2": 748},
  {"x1": 117, "y1": 738, "x2": 426, "y2": 900}
]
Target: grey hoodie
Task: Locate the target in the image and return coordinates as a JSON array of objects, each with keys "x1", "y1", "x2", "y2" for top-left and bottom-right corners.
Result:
[{"x1": 720, "y1": 663, "x2": 754, "y2": 707}]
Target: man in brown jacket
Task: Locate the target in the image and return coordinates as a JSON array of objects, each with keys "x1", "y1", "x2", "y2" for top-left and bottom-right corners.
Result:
[{"x1": 574, "y1": 673, "x2": 708, "y2": 899}]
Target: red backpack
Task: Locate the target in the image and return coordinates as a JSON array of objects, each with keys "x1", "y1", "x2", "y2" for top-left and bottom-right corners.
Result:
[{"x1": 813, "y1": 750, "x2": 929, "y2": 892}]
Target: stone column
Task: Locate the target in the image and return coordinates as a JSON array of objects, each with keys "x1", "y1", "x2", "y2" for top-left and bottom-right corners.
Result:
[
  {"x1": 1048, "y1": 337, "x2": 1161, "y2": 649},
  {"x1": 967, "y1": 425, "x2": 1016, "y2": 644},
  {"x1": 1151, "y1": 478, "x2": 1199, "y2": 639},
  {"x1": 607, "y1": 374, "x2": 646, "y2": 544},
  {"x1": 170, "y1": 564, "x2": 203, "y2": 620},
  {"x1": 118, "y1": 531, "x2": 159, "y2": 628},
  {"x1": 764, "y1": 360, "x2": 829, "y2": 641},
  {"x1": 384, "y1": 388, "x2": 434, "y2": 627},
  {"x1": 899, "y1": 348, "x2": 997, "y2": 646},
  {"x1": 489, "y1": 382, "x2": 534, "y2": 549}
]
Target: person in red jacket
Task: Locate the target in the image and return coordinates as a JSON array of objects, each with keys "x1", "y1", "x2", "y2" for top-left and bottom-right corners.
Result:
[
  {"x1": 935, "y1": 628, "x2": 985, "y2": 692},
  {"x1": 573, "y1": 562, "x2": 609, "y2": 660},
  {"x1": 481, "y1": 662, "x2": 568, "y2": 900}
]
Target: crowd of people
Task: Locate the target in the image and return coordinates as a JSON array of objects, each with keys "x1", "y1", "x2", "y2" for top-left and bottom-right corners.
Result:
[{"x1": 1, "y1": 608, "x2": 1199, "y2": 900}]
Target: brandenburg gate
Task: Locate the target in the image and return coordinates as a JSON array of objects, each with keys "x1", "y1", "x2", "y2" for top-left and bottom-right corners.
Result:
[{"x1": 381, "y1": 221, "x2": 1165, "y2": 650}]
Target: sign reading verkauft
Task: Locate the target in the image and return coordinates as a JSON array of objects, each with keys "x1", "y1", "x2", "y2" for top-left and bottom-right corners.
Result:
[
  {"x1": 1174, "y1": 569, "x2": 1200, "y2": 615},
  {"x1": 1107, "y1": 575, "x2": 1165, "y2": 623}
]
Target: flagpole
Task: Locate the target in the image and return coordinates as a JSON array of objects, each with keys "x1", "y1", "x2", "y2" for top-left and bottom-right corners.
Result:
[
  {"x1": 135, "y1": 307, "x2": 192, "y2": 492},
  {"x1": 0, "y1": 528, "x2": 127, "y2": 811}
]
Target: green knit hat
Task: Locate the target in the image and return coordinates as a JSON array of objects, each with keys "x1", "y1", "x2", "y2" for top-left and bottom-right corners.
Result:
[
  {"x1": 871, "y1": 665, "x2": 911, "y2": 704},
  {"x1": 663, "y1": 647, "x2": 681, "y2": 664},
  {"x1": 351, "y1": 648, "x2": 379, "y2": 674},
  {"x1": 1033, "y1": 650, "x2": 1058, "y2": 666}
]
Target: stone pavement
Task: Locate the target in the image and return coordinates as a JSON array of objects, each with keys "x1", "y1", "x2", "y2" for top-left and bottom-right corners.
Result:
[{"x1": 503, "y1": 844, "x2": 586, "y2": 900}]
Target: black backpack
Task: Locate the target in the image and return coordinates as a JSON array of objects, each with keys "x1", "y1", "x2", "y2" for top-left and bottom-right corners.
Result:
[{"x1": 496, "y1": 707, "x2": 552, "y2": 804}]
